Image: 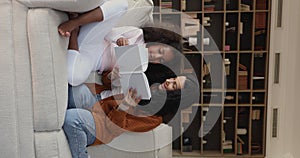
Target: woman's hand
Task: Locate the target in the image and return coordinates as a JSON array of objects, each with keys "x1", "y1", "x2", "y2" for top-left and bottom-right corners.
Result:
[
  {"x1": 122, "y1": 88, "x2": 141, "y2": 108},
  {"x1": 116, "y1": 37, "x2": 129, "y2": 46}
]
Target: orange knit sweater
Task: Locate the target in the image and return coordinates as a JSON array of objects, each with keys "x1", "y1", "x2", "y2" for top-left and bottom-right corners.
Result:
[{"x1": 88, "y1": 72, "x2": 162, "y2": 146}]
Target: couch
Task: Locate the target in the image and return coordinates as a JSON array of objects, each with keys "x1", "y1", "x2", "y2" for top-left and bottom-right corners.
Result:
[{"x1": 0, "y1": 0, "x2": 172, "y2": 157}]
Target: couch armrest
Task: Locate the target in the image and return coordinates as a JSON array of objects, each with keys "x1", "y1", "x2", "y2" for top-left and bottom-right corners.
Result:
[{"x1": 17, "y1": 0, "x2": 103, "y2": 12}]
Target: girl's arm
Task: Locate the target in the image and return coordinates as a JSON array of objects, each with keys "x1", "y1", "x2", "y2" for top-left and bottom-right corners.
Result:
[{"x1": 105, "y1": 26, "x2": 144, "y2": 45}]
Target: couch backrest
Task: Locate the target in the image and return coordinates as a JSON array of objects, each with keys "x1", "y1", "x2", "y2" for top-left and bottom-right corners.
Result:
[
  {"x1": 0, "y1": 1, "x2": 35, "y2": 157},
  {"x1": 27, "y1": 8, "x2": 69, "y2": 132},
  {"x1": 17, "y1": 0, "x2": 103, "y2": 12}
]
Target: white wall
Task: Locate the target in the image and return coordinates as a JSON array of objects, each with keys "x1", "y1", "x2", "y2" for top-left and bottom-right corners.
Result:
[{"x1": 267, "y1": 0, "x2": 300, "y2": 157}]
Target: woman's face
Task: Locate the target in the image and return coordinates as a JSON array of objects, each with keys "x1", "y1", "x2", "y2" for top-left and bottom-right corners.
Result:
[
  {"x1": 147, "y1": 44, "x2": 174, "y2": 64},
  {"x1": 158, "y1": 76, "x2": 186, "y2": 91}
]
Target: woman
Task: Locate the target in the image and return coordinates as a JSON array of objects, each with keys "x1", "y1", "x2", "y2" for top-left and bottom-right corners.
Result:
[
  {"x1": 58, "y1": 1, "x2": 182, "y2": 86},
  {"x1": 64, "y1": 73, "x2": 197, "y2": 158}
]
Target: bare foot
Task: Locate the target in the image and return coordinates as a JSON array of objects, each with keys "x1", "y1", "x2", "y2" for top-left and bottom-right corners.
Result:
[{"x1": 58, "y1": 13, "x2": 79, "y2": 37}]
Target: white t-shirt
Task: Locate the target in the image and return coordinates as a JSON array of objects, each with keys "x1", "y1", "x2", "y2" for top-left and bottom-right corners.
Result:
[{"x1": 67, "y1": 0, "x2": 144, "y2": 86}]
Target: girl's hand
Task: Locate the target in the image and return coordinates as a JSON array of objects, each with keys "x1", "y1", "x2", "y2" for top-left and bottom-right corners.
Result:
[
  {"x1": 122, "y1": 88, "x2": 141, "y2": 108},
  {"x1": 116, "y1": 37, "x2": 129, "y2": 46},
  {"x1": 108, "y1": 67, "x2": 120, "y2": 81},
  {"x1": 107, "y1": 67, "x2": 121, "y2": 87}
]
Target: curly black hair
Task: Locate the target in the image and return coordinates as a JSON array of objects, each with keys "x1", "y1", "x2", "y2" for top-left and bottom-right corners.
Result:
[
  {"x1": 145, "y1": 63, "x2": 177, "y2": 85},
  {"x1": 142, "y1": 26, "x2": 182, "y2": 52},
  {"x1": 142, "y1": 26, "x2": 183, "y2": 73}
]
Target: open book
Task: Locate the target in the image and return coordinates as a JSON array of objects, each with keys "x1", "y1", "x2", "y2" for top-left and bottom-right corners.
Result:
[{"x1": 115, "y1": 44, "x2": 151, "y2": 100}]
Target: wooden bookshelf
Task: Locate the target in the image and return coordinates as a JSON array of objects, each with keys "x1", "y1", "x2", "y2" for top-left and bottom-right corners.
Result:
[{"x1": 153, "y1": 0, "x2": 270, "y2": 157}]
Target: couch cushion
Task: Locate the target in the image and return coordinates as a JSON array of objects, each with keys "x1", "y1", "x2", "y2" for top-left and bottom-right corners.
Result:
[
  {"x1": 17, "y1": 0, "x2": 103, "y2": 12},
  {"x1": 27, "y1": 8, "x2": 69, "y2": 131},
  {"x1": 35, "y1": 130, "x2": 72, "y2": 158},
  {"x1": 88, "y1": 144, "x2": 171, "y2": 158},
  {"x1": 0, "y1": 1, "x2": 35, "y2": 157},
  {"x1": 18, "y1": 0, "x2": 153, "y2": 27},
  {"x1": 88, "y1": 124, "x2": 172, "y2": 153}
]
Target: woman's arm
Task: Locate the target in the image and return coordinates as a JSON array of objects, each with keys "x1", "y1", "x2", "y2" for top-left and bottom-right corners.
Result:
[
  {"x1": 101, "y1": 71, "x2": 112, "y2": 89},
  {"x1": 68, "y1": 28, "x2": 79, "y2": 50},
  {"x1": 58, "y1": 7, "x2": 103, "y2": 37},
  {"x1": 101, "y1": 90, "x2": 162, "y2": 133},
  {"x1": 58, "y1": 0, "x2": 128, "y2": 37}
]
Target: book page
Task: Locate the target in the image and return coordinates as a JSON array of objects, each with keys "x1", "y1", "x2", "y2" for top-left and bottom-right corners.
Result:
[
  {"x1": 119, "y1": 73, "x2": 151, "y2": 100},
  {"x1": 115, "y1": 44, "x2": 148, "y2": 74}
]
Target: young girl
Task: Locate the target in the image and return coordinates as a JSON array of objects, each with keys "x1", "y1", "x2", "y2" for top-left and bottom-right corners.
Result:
[{"x1": 58, "y1": 0, "x2": 182, "y2": 86}]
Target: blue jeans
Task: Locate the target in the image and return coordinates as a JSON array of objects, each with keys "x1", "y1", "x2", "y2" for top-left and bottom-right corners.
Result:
[
  {"x1": 68, "y1": 84, "x2": 101, "y2": 109},
  {"x1": 64, "y1": 84, "x2": 101, "y2": 158}
]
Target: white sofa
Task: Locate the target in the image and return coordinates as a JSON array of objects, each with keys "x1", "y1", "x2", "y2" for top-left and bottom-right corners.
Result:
[{"x1": 0, "y1": 0, "x2": 172, "y2": 158}]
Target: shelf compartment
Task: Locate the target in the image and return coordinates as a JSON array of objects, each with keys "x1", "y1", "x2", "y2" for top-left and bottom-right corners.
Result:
[
  {"x1": 226, "y1": 0, "x2": 239, "y2": 11},
  {"x1": 184, "y1": 54, "x2": 202, "y2": 84},
  {"x1": 252, "y1": 92, "x2": 265, "y2": 104},
  {"x1": 181, "y1": 106, "x2": 201, "y2": 153},
  {"x1": 204, "y1": 0, "x2": 224, "y2": 11},
  {"x1": 203, "y1": 13, "x2": 224, "y2": 51},
  {"x1": 238, "y1": 92, "x2": 251, "y2": 104},
  {"x1": 253, "y1": 53, "x2": 267, "y2": 90},
  {"x1": 224, "y1": 92, "x2": 236, "y2": 104},
  {"x1": 241, "y1": 0, "x2": 254, "y2": 11},
  {"x1": 184, "y1": 0, "x2": 202, "y2": 12},
  {"x1": 239, "y1": 53, "x2": 252, "y2": 90},
  {"x1": 256, "y1": 0, "x2": 268, "y2": 10},
  {"x1": 254, "y1": 12, "x2": 268, "y2": 51},
  {"x1": 225, "y1": 53, "x2": 238, "y2": 89},
  {"x1": 240, "y1": 13, "x2": 254, "y2": 51},
  {"x1": 237, "y1": 106, "x2": 250, "y2": 155},
  {"x1": 182, "y1": 20, "x2": 202, "y2": 52},
  {"x1": 160, "y1": 0, "x2": 181, "y2": 12},
  {"x1": 203, "y1": 92, "x2": 223, "y2": 104},
  {"x1": 225, "y1": 13, "x2": 239, "y2": 51},
  {"x1": 202, "y1": 106, "x2": 222, "y2": 152},
  {"x1": 223, "y1": 107, "x2": 236, "y2": 154},
  {"x1": 251, "y1": 106, "x2": 265, "y2": 155},
  {"x1": 181, "y1": 12, "x2": 201, "y2": 38},
  {"x1": 203, "y1": 53, "x2": 224, "y2": 89}
]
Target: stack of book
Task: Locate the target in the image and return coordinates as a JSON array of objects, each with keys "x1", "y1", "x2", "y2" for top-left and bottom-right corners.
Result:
[
  {"x1": 203, "y1": 17, "x2": 211, "y2": 27},
  {"x1": 181, "y1": 13, "x2": 200, "y2": 37},
  {"x1": 223, "y1": 140, "x2": 233, "y2": 153},
  {"x1": 240, "y1": 4, "x2": 250, "y2": 11},
  {"x1": 238, "y1": 64, "x2": 248, "y2": 90},
  {"x1": 237, "y1": 136, "x2": 245, "y2": 155},
  {"x1": 161, "y1": 0, "x2": 173, "y2": 11},
  {"x1": 181, "y1": 107, "x2": 193, "y2": 123},
  {"x1": 252, "y1": 109, "x2": 261, "y2": 120},
  {"x1": 256, "y1": 0, "x2": 267, "y2": 10},
  {"x1": 204, "y1": 0, "x2": 216, "y2": 11}
]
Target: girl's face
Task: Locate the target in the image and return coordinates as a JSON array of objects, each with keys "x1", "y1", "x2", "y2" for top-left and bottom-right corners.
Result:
[
  {"x1": 147, "y1": 44, "x2": 174, "y2": 64},
  {"x1": 158, "y1": 76, "x2": 186, "y2": 91}
]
